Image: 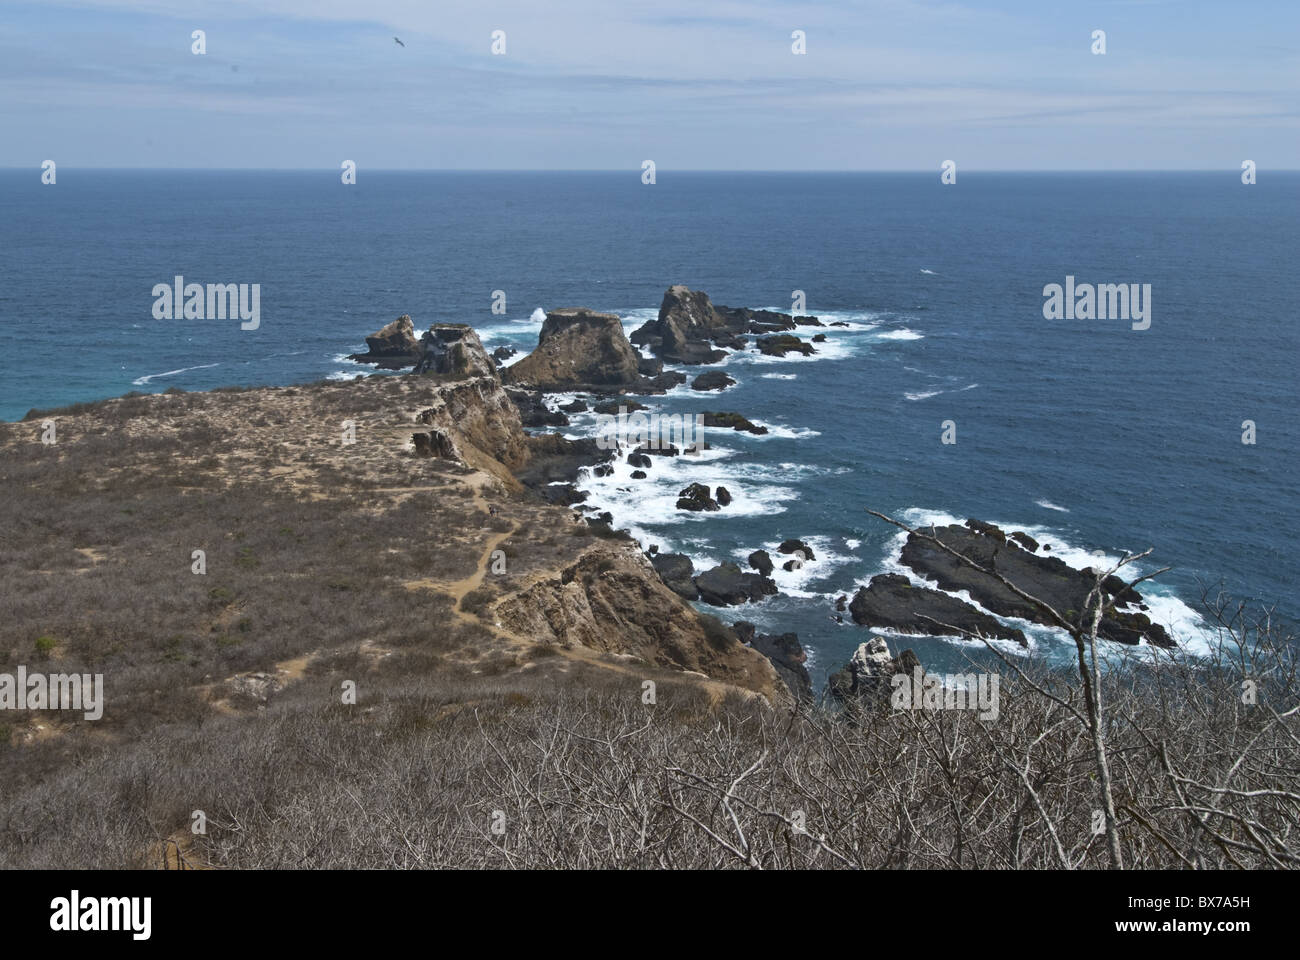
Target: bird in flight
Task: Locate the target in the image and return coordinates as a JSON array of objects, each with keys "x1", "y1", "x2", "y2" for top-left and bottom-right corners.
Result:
[{"x1": 393, "y1": 37, "x2": 405, "y2": 47}]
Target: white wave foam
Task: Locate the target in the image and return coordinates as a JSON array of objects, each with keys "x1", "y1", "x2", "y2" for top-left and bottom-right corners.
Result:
[
  {"x1": 1036, "y1": 500, "x2": 1070, "y2": 513},
  {"x1": 529, "y1": 307, "x2": 546, "y2": 323},
  {"x1": 905, "y1": 389, "x2": 941, "y2": 401},
  {"x1": 132, "y1": 362, "x2": 221, "y2": 386},
  {"x1": 920, "y1": 269, "x2": 937, "y2": 275},
  {"x1": 761, "y1": 373, "x2": 797, "y2": 380},
  {"x1": 875, "y1": 329, "x2": 923, "y2": 341},
  {"x1": 750, "y1": 423, "x2": 821, "y2": 440},
  {"x1": 735, "y1": 535, "x2": 857, "y2": 599}
]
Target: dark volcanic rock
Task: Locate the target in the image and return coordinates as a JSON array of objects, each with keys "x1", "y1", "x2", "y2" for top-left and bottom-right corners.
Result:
[
  {"x1": 349, "y1": 314, "x2": 423, "y2": 369},
  {"x1": 593, "y1": 399, "x2": 648, "y2": 415},
  {"x1": 517, "y1": 434, "x2": 611, "y2": 489},
  {"x1": 702, "y1": 411, "x2": 768, "y2": 435},
  {"x1": 747, "y1": 550, "x2": 774, "y2": 577},
  {"x1": 812, "y1": 333, "x2": 827, "y2": 343},
  {"x1": 676, "y1": 482, "x2": 720, "y2": 512},
  {"x1": 536, "y1": 484, "x2": 586, "y2": 506},
  {"x1": 694, "y1": 563, "x2": 778, "y2": 607},
  {"x1": 715, "y1": 486, "x2": 732, "y2": 507},
  {"x1": 630, "y1": 286, "x2": 819, "y2": 365},
  {"x1": 491, "y1": 345, "x2": 517, "y2": 364},
  {"x1": 735, "y1": 622, "x2": 812, "y2": 702},
  {"x1": 630, "y1": 286, "x2": 735, "y2": 365},
  {"x1": 650, "y1": 553, "x2": 698, "y2": 600},
  {"x1": 899, "y1": 523, "x2": 1173, "y2": 647},
  {"x1": 627, "y1": 452, "x2": 652, "y2": 469},
  {"x1": 692, "y1": 371, "x2": 736, "y2": 392},
  {"x1": 630, "y1": 470, "x2": 647, "y2": 479},
  {"x1": 778, "y1": 539, "x2": 816, "y2": 561},
  {"x1": 506, "y1": 387, "x2": 568, "y2": 427},
  {"x1": 848, "y1": 573, "x2": 1027, "y2": 646},
  {"x1": 757, "y1": 334, "x2": 815, "y2": 357},
  {"x1": 634, "y1": 443, "x2": 679, "y2": 458},
  {"x1": 1010, "y1": 531, "x2": 1040, "y2": 552},
  {"x1": 559, "y1": 399, "x2": 588, "y2": 413}
]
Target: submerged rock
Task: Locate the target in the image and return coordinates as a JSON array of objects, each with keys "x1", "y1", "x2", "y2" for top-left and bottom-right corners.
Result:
[
  {"x1": 702, "y1": 411, "x2": 768, "y2": 435},
  {"x1": 757, "y1": 334, "x2": 815, "y2": 357}
]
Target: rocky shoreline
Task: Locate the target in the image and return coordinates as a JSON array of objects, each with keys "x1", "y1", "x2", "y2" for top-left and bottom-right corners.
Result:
[{"x1": 343, "y1": 284, "x2": 1181, "y2": 700}]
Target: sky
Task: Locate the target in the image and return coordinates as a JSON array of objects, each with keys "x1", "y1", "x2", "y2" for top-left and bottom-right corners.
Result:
[{"x1": 1, "y1": 0, "x2": 1298, "y2": 170}]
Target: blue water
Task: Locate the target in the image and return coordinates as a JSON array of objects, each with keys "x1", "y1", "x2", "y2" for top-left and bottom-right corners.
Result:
[{"x1": 2, "y1": 170, "x2": 1296, "y2": 685}]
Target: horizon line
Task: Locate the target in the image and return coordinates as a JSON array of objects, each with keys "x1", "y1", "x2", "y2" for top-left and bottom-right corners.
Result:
[{"x1": 4, "y1": 166, "x2": 1297, "y2": 174}]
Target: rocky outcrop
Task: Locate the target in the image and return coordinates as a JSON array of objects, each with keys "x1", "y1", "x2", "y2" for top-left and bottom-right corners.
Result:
[
  {"x1": 677, "y1": 483, "x2": 720, "y2": 512},
  {"x1": 505, "y1": 387, "x2": 568, "y2": 427},
  {"x1": 413, "y1": 376, "x2": 529, "y2": 471},
  {"x1": 757, "y1": 334, "x2": 814, "y2": 357},
  {"x1": 778, "y1": 539, "x2": 816, "y2": 561},
  {"x1": 899, "y1": 521, "x2": 1174, "y2": 647},
  {"x1": 827, "y1": 637, "x2": 922, "y2": 710},
  {"x1": 694, "y1": 563, "x2": 778, "y2": 606},
  {"x1": 413, "y1": 324, "x2": 497, "y2": 379},
  {"x1": 702, "y1": 411, "x2": 768, "y2": 435},
  {"x1": 516, "y1": 434, "x2": 612, "y2": 489},
  {"x1": 748, "y1": 550, "x2": 774, "y2": 577},
  {"x1": 1010, "y1": 531, "x2": 1040, "y2": 552},
  {"x1": 734, "y1": 622, "x2": 812, "y2": 702},
  {"x1": 504, "y1": 308, "x2": 642, "y2": 390},
  {"x1": 848, "y1": 573, "x2": 1028, "y2": 646},
  {"x1": 692, "y1": 371, "x2": 736, "y2": 392},
  {"x1": 349, "y1": 314, "x2": 423, "y2": 368},
  {"x1": 650, "y1": 553, "x2": 698, "y2": 600},
  {"x1": 630, "y1": 285, "x2": 819, "y2": 365}
]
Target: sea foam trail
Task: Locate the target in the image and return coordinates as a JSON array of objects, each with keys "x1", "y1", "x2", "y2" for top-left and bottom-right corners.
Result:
[{"x1": 132, "y1": 362, "x2": 220, "y2": 385}]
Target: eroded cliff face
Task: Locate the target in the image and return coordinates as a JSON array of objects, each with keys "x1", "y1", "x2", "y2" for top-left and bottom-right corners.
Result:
[
  {"x1": 495, "y1": 544, "x2": 790, "y2": 706},
  {"x1": 415, "y1": 375, "x2": 530, "y2": 475}
]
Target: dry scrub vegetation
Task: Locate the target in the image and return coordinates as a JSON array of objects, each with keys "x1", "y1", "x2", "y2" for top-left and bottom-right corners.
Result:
[{"x1": 0, "y1": 380, "x2": 1296, "y2": 869}]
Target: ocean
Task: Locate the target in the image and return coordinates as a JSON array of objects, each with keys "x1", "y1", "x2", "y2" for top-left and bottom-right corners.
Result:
[{"x1": 2, "y1": 170, "x2": 1296, "y2": 688}]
